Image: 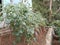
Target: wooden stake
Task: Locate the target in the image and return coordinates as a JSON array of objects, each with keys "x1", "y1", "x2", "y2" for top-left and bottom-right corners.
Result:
[{"x1": 49, "y1": 0, "x2": 52, "y2": 23}]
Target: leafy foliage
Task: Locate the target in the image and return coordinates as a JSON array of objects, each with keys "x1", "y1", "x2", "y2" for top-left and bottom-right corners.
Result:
[
  {"x1": 4, "y1": 3, "x2": 46, "y2": 44},
  {"x1": 55, "y1": 27, "x2": 60, "y2": 36},
  {"x1": 32, "y1": 0, "x2": 60, "y2": 36},
  {"x1": 0, "y1": 4, "x2": 3, "y2": 21}
]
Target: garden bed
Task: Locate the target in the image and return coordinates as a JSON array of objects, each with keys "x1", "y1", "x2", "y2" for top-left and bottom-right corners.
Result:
[
  {"x1": 0, "y1": 27, "x2": 60, "y2": 45},
  {"x1": 0, "y1": 27, "x2": 48, "y2": 45}
]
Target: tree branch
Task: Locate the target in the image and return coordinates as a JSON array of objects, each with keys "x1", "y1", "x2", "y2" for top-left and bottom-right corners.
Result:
[{"x1": 55, "y1": 7, "x2": 60, "y2": 14}]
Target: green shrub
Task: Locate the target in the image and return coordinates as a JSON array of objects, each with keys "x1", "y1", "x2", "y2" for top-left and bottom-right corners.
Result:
[
  {"x1": 4, "y1": 3, "x2": 46, "y2": 44},
  {"x1": 55, "y1": 27, "x2": 60, "y2": 36}
]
